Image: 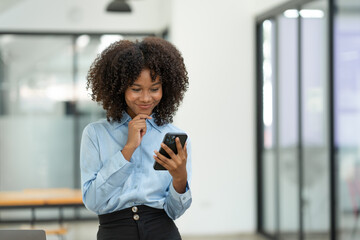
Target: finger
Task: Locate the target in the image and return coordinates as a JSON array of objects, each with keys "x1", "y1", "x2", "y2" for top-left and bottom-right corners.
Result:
[
  {"x1": 175, "y1": 137, "x2": 185, "y2": 158},
  {"x1": 153, "y1": 154, "x2": 168, "y2": 166},
  {"x1": 131, "y1": 119, "x2": 146, "y2": 125},
  {"x1": 130, "y1": 119, "x2": 147, "y2": 126},
  {"x1": 160, "y1": 143, "x2": 177, "y2": 160},
  {"x1": 133, "y1": 114, "x2": 152, "y2": 120},
  {"x1": 140, "y1": 121, "x2": 147, "y2": 136},
  {"x1": 154, "y1": 156, "x2": 175, "y2": 171},
  {"x1": 154, "y1": 150, "x2": 170, "y2": 161},
  {"x1": 184, "y1": 142, "x2": 188, "y2": 159},
  {"x1": 154, "y1": 151, "x2": 176, "y2": 169},
  {"x1": 129, "y1": 119, "x2": 145, "y2": 129},
  {"x1": 140, "y1": 127, "x2": 147, "y2": 137},
  {"x1": 131, "y1": 120, "x2": 147, "y2": 129}
]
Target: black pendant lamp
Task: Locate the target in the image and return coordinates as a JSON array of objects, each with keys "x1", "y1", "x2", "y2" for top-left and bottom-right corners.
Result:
[{"x1": 106, "y1": 0, "x2": 132, "y2": 13}]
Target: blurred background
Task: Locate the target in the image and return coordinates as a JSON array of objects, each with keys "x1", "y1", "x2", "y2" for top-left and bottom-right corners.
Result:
[{"x1": 0, "y1": 0, "x2": 359, "y2": 240}]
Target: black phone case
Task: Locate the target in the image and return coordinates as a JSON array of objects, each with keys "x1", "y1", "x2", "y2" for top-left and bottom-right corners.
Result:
[{"x1": 153, "y1": 132, "x2": 188, "y2": 170}]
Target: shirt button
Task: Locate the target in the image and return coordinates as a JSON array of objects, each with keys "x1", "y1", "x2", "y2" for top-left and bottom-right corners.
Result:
[
  {"x1": 132, "y1": 206, "x2": 138, "y2": 213},
  {"x1": 133, "y1": 214, "x2": 140, "y2": 221}
]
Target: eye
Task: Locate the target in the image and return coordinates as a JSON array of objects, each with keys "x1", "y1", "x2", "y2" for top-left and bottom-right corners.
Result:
[
  {"x1": 131, "y1": 88, "x2": 141, "y2": 92},
  {"x1": 150, "y1": 88, "x2": 159, "y2": 92}
]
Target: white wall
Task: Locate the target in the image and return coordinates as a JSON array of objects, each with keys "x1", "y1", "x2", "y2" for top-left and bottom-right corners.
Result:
[{"x1": 170, "y1": 0, "x2": 289, "y2": 235}]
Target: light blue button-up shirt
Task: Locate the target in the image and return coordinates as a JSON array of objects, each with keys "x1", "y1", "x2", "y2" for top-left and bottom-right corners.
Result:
[{"x1": 80, "y1": 112, "x2": 192, "y2": 220}]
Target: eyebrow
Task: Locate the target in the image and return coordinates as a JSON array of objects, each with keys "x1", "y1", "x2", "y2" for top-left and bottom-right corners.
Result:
[{"x1": 131, "y1": 82, "x2": 162, "y2": 87}]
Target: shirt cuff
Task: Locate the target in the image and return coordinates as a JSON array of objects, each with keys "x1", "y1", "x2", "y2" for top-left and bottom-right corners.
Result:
[{"x1": 169, "y1": 181, "x2": 192, "y2": 204}]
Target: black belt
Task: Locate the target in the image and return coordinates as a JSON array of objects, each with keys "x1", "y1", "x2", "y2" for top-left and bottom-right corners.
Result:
[{"x1": 98, "y1": 205, "x2": 165, "y2": 225}]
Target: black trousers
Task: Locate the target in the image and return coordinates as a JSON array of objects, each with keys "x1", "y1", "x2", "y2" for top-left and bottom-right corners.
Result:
[{"x1": 97, "y1": 205, "x2": 182, "y2": 240}]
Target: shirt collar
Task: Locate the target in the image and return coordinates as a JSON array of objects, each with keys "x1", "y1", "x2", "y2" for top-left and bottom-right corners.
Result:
[
  {"x1": 111, "y1": 112, "x2": 163, "y2": 133},
  {"x1": 111, "y1": 112, "x2": 132, "y2": 129},
  {"x1": 147, "y1": 115, "x2": 163, "y2": 133}
]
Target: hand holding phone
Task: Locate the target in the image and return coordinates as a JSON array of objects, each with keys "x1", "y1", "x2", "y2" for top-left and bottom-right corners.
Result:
[{"x1": 153, "y1": 133, "x2": 188, "y2": 170}]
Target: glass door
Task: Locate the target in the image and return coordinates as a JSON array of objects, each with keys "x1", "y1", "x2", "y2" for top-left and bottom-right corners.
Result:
[
  {"x1": 334, "y1": 0, "x2": 360, "y2": 239},
  {"x1": 300, "y1": 1, "x2": 330, "y2": 239},
  {"x1": 261, "y1": 18, "x2": 278, "y2": 237},
  {"x1": 277, "y1": 11, "x2": 300, "y2": 240},
  {"x1": 257, "y1": 0, "x2": 331, "y2": 239}
]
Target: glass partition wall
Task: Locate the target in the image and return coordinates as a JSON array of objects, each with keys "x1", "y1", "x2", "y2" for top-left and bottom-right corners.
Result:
[
  {"x1": 256, "y1": 0, "x2": 360, "y2": 239},
  {"x1": 0, "y1": 32, "x2": 155, "y2": 223},
  {"x1": 334, "y1": 1, "x2": 360, "y2": 239}
]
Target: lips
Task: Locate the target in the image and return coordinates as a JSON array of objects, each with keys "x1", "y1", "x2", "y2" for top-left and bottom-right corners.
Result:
[{"x1": 137, "y1": 104, "x2": 152, "y2": 109}]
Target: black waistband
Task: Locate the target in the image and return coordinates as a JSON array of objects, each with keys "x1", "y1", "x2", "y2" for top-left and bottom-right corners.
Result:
[{"x1": 98, "y1": 205, "x2": 165, "y2": 225}]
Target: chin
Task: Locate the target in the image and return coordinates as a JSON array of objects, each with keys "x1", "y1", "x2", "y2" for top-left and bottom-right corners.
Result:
[{"x1": 137, "y1": 110, "x2": 152, "y2": 116}]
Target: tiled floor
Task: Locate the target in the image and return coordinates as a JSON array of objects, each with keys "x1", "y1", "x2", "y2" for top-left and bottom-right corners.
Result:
[
  {"x1": 183, "y1": 234, "x2": 267, "y2": 240},
  {"x1": 4, "y1": 220, "x2": 360, "y2": 240},
  {"x1": 0, "y1": 221, "x2": 267, "y2": 240}
]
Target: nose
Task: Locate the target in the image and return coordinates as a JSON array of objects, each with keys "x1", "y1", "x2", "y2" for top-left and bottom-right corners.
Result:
[{"x1": 140, "y1": 91, "x2": 151, "y2": 102}]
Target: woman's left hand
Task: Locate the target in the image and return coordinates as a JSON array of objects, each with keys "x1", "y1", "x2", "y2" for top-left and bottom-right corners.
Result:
[{"x1": 153, "y1": 137, "x2": 188, "y2": 193}]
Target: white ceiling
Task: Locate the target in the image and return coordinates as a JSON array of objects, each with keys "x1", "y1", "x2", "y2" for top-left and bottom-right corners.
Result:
[
  {"x1": 0, "y1": 0, "x2": 24, "y2": 14},
  {"x1": 0, "y1": 0, "x2": 170, "y2": 34}
]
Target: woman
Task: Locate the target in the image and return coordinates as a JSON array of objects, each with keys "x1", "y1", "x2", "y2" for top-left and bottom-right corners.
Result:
[{"x1": 80, "y1": 37, "x2": 192, "y2": 240}]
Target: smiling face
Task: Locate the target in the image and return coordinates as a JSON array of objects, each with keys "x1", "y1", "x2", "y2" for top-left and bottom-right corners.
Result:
[{"x1": 125, "y1": 68, "x2": 163, "y2": 118}]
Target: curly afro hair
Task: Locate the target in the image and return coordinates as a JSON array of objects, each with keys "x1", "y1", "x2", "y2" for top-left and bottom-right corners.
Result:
[{"x1": 86, "y1": 37, "x2": 189, "y2": 126}]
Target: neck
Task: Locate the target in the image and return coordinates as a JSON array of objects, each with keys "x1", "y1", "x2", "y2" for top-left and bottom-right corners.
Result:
[{"x1": 126, "y1": 108, "x2": 136, "y2": 119}]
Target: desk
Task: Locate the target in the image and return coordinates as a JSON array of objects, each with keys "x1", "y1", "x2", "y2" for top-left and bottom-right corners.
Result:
[{"x1": 0, "y1": 188, "x2": 95, "y2": 224}]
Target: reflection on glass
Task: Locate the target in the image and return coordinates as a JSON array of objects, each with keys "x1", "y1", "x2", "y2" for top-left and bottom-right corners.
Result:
[
  {"x1": 263, "y1": 19, "x2": 274, "y2": 149},
  {"x1": 277, "y1": 13, "x2": 299, "y2": 240},
  {"x1": 335, "y1": 0, "x2": 360, "y2": 239},
  {"x1": 76, "y1": 36, "x2": 106, "y2": 119},
  {"x1": 0, "y1": 35, "x2": 75, "y2": 190},
  {"x1": 301, "y1": 1, "x2": 330, "y2": 239},
  {"x1": 262, "y1": 19, "x2": 277, "y2": 235},
  {"x1": 0, "y1": 34, "x2": 149, "y2": 191},
  {"x1": 0, "y1": 33, "x2": 153, "y2": 222}
]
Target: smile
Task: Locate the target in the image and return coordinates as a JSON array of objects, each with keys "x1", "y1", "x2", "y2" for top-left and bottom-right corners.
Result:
[{"x1": 137, "y1": 104, "x2": 153, "y2": 109}]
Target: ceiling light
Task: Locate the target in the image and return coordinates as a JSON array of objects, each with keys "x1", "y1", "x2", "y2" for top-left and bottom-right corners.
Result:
[
  {"x1": 283, "y1": 9, "x2": 299, "y2": 18},
  {"x1": 98, "y1": 35, "x2": 124, "y2": 53},
  {"x1": 106, "y1": 0, "x2": 132, "y2": 13},
  {"x1": 76, "y1": 35, "x2": 90, "y2": 49},
  {"x1": 283, "y1": 9, "x2": 324, "y2": 18},
  {"x1": 300, "y1": 9, "x2": 324, "y2": 18}
]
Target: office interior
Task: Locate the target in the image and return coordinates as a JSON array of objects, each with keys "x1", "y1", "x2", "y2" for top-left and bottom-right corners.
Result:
[
  {"x1": 256, "y1": 0, "x2": 360, "y2": 239},
  {"x1": 0, "y1": 0, "x2": 359, "y2": 240}
]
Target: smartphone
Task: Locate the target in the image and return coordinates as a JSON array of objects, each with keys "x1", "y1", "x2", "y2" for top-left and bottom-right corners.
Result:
[{"x1": 153, "y1": 132, "x2": 188, "y2": 170}]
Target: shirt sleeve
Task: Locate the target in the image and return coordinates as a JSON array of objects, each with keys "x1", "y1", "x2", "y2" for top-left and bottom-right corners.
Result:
[
  {"x1": 164, "y1": 138, "x2": 192, "y2": 220},
  {"x1": 80, "y1": 124, "x2": 134, "y2": 214}
]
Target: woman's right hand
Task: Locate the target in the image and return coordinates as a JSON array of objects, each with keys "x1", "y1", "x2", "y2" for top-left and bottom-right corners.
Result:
[{"x1": 122, "y1": 114, "x2": 152, "y2": 161}]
